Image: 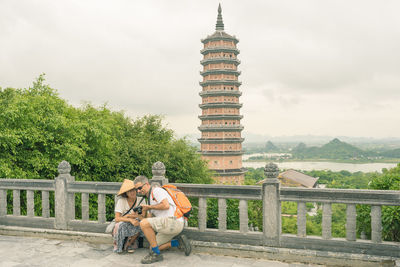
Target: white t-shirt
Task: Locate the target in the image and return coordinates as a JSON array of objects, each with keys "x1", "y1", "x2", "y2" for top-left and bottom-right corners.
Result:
[
  {"x1": 149, "y1": 187, "x2": 178, "y2": 219},
  {"x1": 114, "y1": 197, "x2": 142, "y2": 215}
]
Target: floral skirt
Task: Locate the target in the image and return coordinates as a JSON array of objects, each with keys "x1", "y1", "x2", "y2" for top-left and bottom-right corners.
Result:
[{"x1": 112, "y1": 221, "x2": 143, "y2": 253}]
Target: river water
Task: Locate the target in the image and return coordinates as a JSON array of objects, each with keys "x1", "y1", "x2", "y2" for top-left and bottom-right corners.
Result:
[{"x1": 243, "y1": 158, "x2": 398, "y2": 173}]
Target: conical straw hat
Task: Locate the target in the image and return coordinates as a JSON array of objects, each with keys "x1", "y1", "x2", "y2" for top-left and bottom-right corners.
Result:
[{"x1": 117, "y1": 179, "x2": 135, "y2": 196}]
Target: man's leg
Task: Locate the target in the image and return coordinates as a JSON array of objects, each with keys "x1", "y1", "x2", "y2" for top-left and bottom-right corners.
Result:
[
  {"x1": 154, "y1": 219, "x2": 191, "y2": 255},
  {"x1": 157, "y1": 234, "x2": 191, "y2": 255},
  {"x1": 140, "y1": 219, "x2": 157, "y2": 247},
  {"x1": 159, "y1": 242, "x2": 172, "y2": 251},
  {"x1": 140, "y1": 219, "x2": 163, "y2": 264}
]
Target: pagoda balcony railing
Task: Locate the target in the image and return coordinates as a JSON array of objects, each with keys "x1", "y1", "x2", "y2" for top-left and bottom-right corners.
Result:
[
  {"x1": 198, "y1": 114, "x2": 243, "y2": 120},
  {"x1": 0, "y1": 161, "x2": 399, "y2": 258},
  {"x1": 199, "y1": 90, "x2": 242, "y2": 97},
  {"x1": 200, "y1": 69, "x2": 241, "y2": 76},
  {"x1": 200, "y1": 57, "x2": 241, "y2": 65},
  {"x1": 200, "y1": 46, "x2": 240, "y2": 55},
  {"x1": 199, "y1": 102, "x2": 243, "y2": 109},
  {"x1": 198, "y1": 125, "x2": 244, "y2": 131},
  {"x1": 199, "y1": 80, "x2": 242, "y2": 86},
  {"x1": 198, "y1": 138, "x2": 245, "y2": 143},
  {"x1": 200, "y1": 150, "x2": 244, "y2": 156}
]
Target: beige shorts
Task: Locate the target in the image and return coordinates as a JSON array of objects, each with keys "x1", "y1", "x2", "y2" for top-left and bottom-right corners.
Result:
[{"x1": 147, "y1": 217, "x2": 184, "y2": 246}]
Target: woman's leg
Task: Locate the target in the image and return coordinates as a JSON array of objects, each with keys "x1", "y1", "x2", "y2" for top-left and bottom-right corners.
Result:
[
  {"x1": 112, "y1": 222, "x2": 121, "y2": 252},
  {"x1": 124, "y1": 232, "x2": 139, "y2": 251},
  {"x1": 116, "y1": 222, "x2": 143, "y2": 253}
]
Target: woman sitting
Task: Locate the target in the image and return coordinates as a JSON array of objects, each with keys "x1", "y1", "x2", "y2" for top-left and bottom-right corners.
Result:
[{"x1": 112, "y1": 179, "x2": 144, "y2": 253}]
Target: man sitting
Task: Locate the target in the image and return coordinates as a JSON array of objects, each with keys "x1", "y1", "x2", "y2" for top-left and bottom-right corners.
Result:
[{"x1": 133, "y1": 175, "x2": 191, "y2": 264}]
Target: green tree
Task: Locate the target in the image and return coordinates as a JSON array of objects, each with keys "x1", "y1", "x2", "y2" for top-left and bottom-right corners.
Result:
[
  {"x1": 0, "y1": 76, "x2": 213, "y2": 219},
  {"x1": 358, "y1": 164, "x2": 400, "y2": 241},
  {"x1": 0, "y1": 75, "x2": 212, "y2": 184}
]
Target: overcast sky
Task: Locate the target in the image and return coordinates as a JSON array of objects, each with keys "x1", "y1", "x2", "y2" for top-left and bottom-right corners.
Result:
[{"x1": 1, "y1": 0, "x2": 400, "y2": 139}]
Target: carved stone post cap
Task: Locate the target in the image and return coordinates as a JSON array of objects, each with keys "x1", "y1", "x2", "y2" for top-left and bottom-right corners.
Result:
[
  {"x1": 264, "y1": 162, "x2": 279, "y2": 178},
  {"x1": 58, "y1": 160, "x2": 71, "y2": 175},
  {"x1": 152, "y1": 161, "x2": 166, "y2": 177}
]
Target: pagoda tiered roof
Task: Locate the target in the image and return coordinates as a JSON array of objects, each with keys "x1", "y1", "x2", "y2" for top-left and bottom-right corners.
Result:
[
  {"x1": 201, "y1": 31, "x2": 239, "y2": 44},
  {"x1": 198, "y1": 125, "x2": 244, "y2": 131},
  {"x1": 213, "y1": 168, "x2": 247, "y2": 176},
  {"x1": 200, "y1": 46, "x2": 240, "y2": 55},
  {"x1": 200, "y1": 69, "x2": 241, "y2": 76},
  {"x1": 199, "y1": 80, "x2": 242, "y2": 86},
  {"x1": 199, "y1": 90, "x2": 242, "y2": 97},
  {"x1": 201, "y1": 151, "x2": 244, "y2": 156},
  {"x1": 199, "y1": 102, "x2": 242, "y2": 109},
  {"x1": 198, "y1": 114, "x2": 243, "y2": 120},
  {"x1": 200, "y1": 58, "x2": 241, "y2": 66}
]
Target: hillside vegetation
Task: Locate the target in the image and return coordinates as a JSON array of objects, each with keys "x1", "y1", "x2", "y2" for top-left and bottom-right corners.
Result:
[
  {"x1": 246, "y1": 138, "x2": 400, "y2": 162},
  {"x1": 293, "y1": 138, "x2": 373, "y2": 159}
]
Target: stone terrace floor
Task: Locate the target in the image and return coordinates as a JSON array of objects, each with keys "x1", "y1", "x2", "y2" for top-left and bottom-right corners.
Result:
[{"x1": 0, "y1": 235, "x2": 320, "y2": 267}]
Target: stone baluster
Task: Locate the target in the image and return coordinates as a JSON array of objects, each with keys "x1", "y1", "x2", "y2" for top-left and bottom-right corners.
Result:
[
  {"x1": 198, "y1": 197, "x2": 207, "y2": 232},
  {"x1": 239, "y1": 199, "x2": 248, "y2": 233},
  {"x1": 13, "y1": 190, "x2": 20, "y2": 216},
  {"x1": 41, "y1": 191, "x2": 49, "y2": 218},
  {"x1": 346, "y1": 204, "x2": 356, "y2": 241},
  {"x1": 371, "y1": 205, "x2": 382, "y2": 243},
  {"x1": 82, "y1": 193, "x2": 89, "y2": 221},
  {"x1": 322, "y1": 203, "x2": 332, "y2": 239},
  {"x1": 150, "y1": 161, "x2": 168, "y2": 186},
  {"x1": 263, "y1": 162, "x2": 281, "y2": 246},
  {"x1": 297, "y1": 202, "x2": 307, "y2": 237},
  {"x1": 0, "y1": 189, "x2": 6, "y2": 216},
  {"x1": 218, "y1": 198, "x2": 227, "y2": 231},
  {"x1": 55, "y1": 161, "x2": 75, "y2": 230},
  {"x1": 27, "y1": 190, "x2": 34, "y2": 217},
  {"x1": 98, "y1": 194, "x2": 106, "y2": 223}
]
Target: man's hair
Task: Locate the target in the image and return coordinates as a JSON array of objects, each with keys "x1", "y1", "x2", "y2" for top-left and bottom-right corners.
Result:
[{"x1": 134, "y1": 175, "x2": 148, "y2": 185}]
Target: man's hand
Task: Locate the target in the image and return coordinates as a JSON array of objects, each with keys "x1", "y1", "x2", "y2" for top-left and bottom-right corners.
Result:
[{"x1": 141, "y1": 204, "x2": 151, "y2": 212}]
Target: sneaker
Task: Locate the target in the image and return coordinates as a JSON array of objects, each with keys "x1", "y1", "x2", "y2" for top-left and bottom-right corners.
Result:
[
  {"x1": 178, "y1": 234, "x2": 192, "y2": 256},
  {"x1": 141, "y1": 251, "x2": 163, "y2": 264}
]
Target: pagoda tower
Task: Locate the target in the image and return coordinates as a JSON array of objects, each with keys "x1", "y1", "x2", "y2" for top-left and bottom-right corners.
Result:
[{"x1": 198, "y1": 4, "x2": 246, "y2": 184}]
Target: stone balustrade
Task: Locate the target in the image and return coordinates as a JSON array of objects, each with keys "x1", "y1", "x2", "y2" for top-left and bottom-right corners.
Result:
[{"x1": 0, "y1": 161, "x2": 399, "y2": 258}]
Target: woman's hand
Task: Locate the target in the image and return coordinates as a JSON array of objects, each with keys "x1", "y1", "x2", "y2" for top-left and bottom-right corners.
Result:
[
  {"x1": 129, "y1": 218, "x2": 140, "y2": 227},
  {"x1": 126, "y1": 213, "x2": 138, "y2": 219}
]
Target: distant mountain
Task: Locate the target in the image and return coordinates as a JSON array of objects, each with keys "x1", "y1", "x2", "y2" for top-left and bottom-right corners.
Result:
[
  {"x1": 381, "y1": 148, "x2": 400, "y2": 158},
  {"x1": 293, "y1": 138, "x2": 373, "y2": 159},
  {"x1": 265, "y1": 141, "x2": 279, "y2": 152},
  {"x1": 242, "y1": 133, "x2": 400, "y2": 146},
  {"x1": 293, "y1": 142, "x2": 307, "y2": 152}
]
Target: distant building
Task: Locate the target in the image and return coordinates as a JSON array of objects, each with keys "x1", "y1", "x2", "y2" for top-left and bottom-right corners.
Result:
[
  {"x1": 198, "y1": 4, "x2": 246, "y2": 184},
  {"x1": 257, "y1": 169, "x2": 319, "y2": 188},
  {"x1": 278, "y1": 170, "x2": 319, "y2": 188}
]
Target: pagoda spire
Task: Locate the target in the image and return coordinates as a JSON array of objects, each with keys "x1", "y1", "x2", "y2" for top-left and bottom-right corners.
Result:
[{"x1": 216, "y1": 3, "x2": 224, "y2": 31}]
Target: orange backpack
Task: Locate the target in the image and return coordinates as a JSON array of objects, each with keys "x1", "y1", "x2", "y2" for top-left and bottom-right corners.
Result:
[{"x1": 152, "y1": 184, "x2": 192, "y2": 220}]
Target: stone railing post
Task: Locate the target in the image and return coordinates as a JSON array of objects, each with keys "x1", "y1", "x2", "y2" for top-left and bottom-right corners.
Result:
[
  {"x1": 0, "y1": 189, "x2": 6, "y2": 217},
  {"x1": 262, "y1": 162, "x2": 281, "y2": 246},
  {"x1": 54, "y1": 161, "x2": 75, "y2": 230},
  {"x1": 150, "y1": 161, "x2": 168, "y2": 186}
]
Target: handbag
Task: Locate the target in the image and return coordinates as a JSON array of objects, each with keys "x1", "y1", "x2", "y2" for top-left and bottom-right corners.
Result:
[
  {"x1": 105, "y1": 219, "x2": 116, "y2": 234},
  {"x1": 105, "y1": 197, "x2": 145, "y2": 234}
]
